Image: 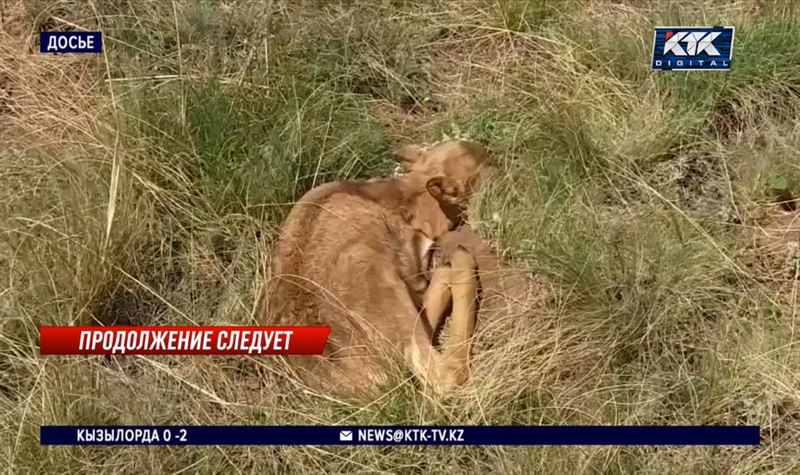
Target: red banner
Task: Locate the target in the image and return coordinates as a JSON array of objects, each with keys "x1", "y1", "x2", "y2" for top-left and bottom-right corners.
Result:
[{"x1": 39, "y1": 326, "x2": 330, "y2": 356}]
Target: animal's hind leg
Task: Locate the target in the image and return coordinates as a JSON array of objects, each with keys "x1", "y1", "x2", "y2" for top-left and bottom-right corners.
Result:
[{"x1": 422, "y1": 266, "x2": 452, "y2": 340}]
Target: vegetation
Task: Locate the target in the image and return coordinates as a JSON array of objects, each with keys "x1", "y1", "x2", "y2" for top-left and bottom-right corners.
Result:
[{"x1": 1, "y1": 0, "x2": 799, "y2": 472}]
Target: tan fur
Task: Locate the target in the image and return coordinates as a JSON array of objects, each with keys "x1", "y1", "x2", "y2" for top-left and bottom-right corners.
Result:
[{"x1": 259, "y1": 140, "x2": 489, "y2": 396}]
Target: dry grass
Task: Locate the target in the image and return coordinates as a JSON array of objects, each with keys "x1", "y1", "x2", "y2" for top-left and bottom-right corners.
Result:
[{"x1": 2, "y1": 0, "x2": 800, "y2": 472}]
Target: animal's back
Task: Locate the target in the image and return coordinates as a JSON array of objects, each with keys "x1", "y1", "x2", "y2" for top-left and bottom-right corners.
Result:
[{"x1": 269, "y1": 183, "x2": 421, "y2": 346}]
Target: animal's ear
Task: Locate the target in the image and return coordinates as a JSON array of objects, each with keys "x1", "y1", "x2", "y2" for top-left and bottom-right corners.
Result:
[
  {"x1": 393, "y1": 144, "x2": 424, "y2": 171},
  {"x1": 426, "y1": 176, "x2": 458, "y2": 201}
]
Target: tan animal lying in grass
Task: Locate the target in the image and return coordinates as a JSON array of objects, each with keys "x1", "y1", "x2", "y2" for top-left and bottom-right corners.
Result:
[{"x1": 261, "y1": 140, "x2": 491, "y2": 396}]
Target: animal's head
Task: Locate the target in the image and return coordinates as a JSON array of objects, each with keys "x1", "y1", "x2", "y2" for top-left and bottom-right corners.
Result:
[
  {"x1": 393, "y1": 140, "x2": 493, "y2": 236},
  {"x1": 394, "y1": 140, "x2": 492, "y2": 219}
]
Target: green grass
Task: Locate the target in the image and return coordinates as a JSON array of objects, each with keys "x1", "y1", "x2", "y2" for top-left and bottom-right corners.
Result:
[{"x1": 2, "y1": 0, "x2": 800, "y2": 472}]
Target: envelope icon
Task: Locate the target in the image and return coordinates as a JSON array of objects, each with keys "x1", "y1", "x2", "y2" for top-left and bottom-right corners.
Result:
[{"x1": 339, "y1": 430, "x2": 353, "y2": 442}]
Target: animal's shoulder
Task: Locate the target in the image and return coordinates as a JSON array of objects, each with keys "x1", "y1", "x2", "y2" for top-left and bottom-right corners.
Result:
[{"x1": 282, "y1": 178, "x2": 414, "y2": 236}]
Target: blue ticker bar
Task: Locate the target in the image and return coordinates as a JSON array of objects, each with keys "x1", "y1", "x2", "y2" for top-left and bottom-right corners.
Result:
[{"x1": 40, "y1": 425, "x2": 761, "y2": 446}]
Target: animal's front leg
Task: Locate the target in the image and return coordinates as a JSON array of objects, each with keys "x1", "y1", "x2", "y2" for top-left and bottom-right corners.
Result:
[
  {"x1": 437, "y1": 247, "x2": 478, "y2": 386},
  {"x1": 407, "y1": 247, "x2": 479, "y2": 394},
  {"x1": 405, "y1": 265, "x2": 454, "y2": 393},
  {"x1": 421, "y1": 266, "x2": 452, "y2": 340}
]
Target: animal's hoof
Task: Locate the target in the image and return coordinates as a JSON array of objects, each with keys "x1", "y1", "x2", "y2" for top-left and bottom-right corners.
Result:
[{"x1": 430, "y1": 362, "x2": 468, "y2": 395}]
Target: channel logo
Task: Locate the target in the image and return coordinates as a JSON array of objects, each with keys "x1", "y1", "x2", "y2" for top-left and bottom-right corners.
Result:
[{"x1": 651, "y1": 26, "x2": 735, "y2": 71}]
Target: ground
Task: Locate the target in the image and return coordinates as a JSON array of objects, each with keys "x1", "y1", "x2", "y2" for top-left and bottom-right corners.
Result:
[{"x1": 1, "y1": 0, "x2": 800, "y2": 473}]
